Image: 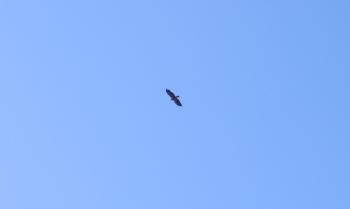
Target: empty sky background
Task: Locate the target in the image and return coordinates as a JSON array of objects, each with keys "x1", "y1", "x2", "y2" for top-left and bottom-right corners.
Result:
[{"x1": 0, "y1": 0, "x2": 349, "y2": 209}]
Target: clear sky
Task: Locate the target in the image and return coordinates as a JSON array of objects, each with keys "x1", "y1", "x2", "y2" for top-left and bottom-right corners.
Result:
[{"x1": 0, "y1": 0, "x2": 349, "y2": 208}]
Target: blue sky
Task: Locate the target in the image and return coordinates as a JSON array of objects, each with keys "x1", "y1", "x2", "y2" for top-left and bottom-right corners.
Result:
[{"x1": 0, "y1": 0, "x2": 349, "y2": 208}]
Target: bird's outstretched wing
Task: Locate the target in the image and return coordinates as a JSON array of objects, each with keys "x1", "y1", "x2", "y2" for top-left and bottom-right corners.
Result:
[
  {"x1": 166, "y1": 89, "x2": 176, "y2": 99},
  {"x1": 173, "y1": 98, "x2": 182, "y2": 106}
]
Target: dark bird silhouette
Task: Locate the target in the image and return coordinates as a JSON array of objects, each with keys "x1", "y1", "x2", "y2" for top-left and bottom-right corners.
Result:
[{"x1": 166, "y1": 89, "x2": 182, "y2": 106}]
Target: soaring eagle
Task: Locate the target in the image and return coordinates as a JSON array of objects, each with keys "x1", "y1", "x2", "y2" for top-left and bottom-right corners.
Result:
[{"x1": 166, "y1": 89, "x2": 182, "y2": 106}]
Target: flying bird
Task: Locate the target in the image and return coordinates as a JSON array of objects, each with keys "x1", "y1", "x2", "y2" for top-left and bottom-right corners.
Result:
[{"x1": 166, "y1": 89, "x2": 182, "y2": 106}]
